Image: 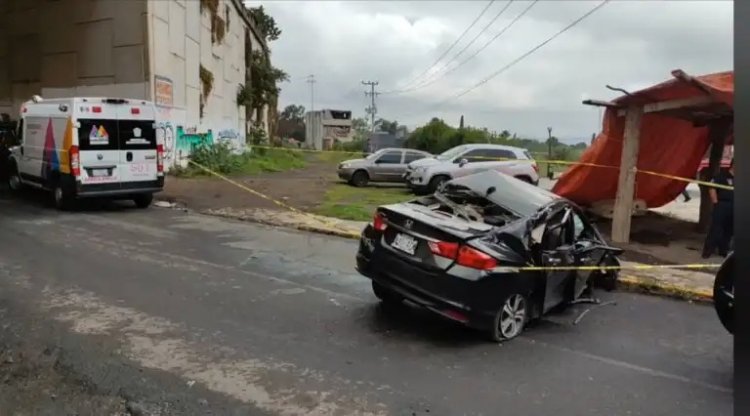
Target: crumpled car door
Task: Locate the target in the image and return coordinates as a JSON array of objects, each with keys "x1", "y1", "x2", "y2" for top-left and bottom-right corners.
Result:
[{"x1": 540, "y1": 246, "x2": 576, "y2": 313}]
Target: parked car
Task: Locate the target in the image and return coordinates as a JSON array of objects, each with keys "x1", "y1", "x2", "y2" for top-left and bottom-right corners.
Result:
[
  {"x1": 337, "y1": 147, "x2": 432, "y2": 187},
  {"x1": 6, "y1": 96, "x2": 164, "y2": 210},
  {"x1": 713, "y1": 252, "x2": 733, "y2": 334},
  {"x1": 355, "y1": 170, "x2": 622, "y2": 341},
  {"x1": 403, "y1": 144, "x2": 539, "y2": 195}
]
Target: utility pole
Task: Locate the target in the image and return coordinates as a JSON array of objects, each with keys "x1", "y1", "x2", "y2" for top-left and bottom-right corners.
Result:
[
  {"x1": 306, "y1": 74, "x2": 316, "y2": 112},
  {"x1": 306, "y1": 74, "x2": 316, "y2": 148},
  {"x1": 547, "y1": 127, "x2": 553, "y2": 180},
  {"x1": 362, "y1": 80, "x2": 379, "y2": 132}
]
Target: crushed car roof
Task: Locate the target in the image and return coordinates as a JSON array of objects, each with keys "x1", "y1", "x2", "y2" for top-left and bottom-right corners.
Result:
[{"x1": 444, "y1": 170, "x2": 560, "y2": 217}]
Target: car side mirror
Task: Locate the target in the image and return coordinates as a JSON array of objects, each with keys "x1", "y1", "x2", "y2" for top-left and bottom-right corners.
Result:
[{"x1": 458, "y1": 158, "x2": 468, "y2": 167}]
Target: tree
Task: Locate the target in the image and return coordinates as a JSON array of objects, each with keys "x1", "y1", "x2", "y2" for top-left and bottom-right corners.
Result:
[
  {"x1": 352, "y1": 117, "x2": 368, "y2": 133},
  {"x1": 250, "y1": 50, "x2": 288, "y2": 120},
  {"x1": 280, "y1": 104, "x2": 305, "y2": 121},
  {"x1": 376, "y1": 118, "x2": 399, "y2": 135},
  {"x1": 277, "y1": 104, "x2": 306, "y2": 141},
  {"x1": 247, "y1": 5, "x2": 281, "y2": 42}
]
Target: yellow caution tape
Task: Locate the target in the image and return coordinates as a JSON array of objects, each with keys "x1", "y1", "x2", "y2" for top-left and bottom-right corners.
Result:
[
  {"x1": 186, "y1": 159, "x2": 721, "y2": 274},
  {"x1": 250, "y1": 145, "x2": 732, "y2": 191},
  {"x1": 186, "y1": 160, "x2": 361, "y2": 238},
  {"x1": 518, "y1": 263, "x2": 721, "y2": 272}
]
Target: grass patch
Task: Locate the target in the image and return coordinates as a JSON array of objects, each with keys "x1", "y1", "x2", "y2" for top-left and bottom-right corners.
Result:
[
  {"x1": 315, "y1": 183, "x2": 414, "y2": 221},
  {"x1": 171, "y1": 144, "x2": 306, "y2": 177},
  {"x1": 313, "y1": 150, "x2": 363, "y2": 164}
]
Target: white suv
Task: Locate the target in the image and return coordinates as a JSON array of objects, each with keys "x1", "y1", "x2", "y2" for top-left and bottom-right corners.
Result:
[{"x1": 404, "y1": 144, "x2": 539, "y2": 194}]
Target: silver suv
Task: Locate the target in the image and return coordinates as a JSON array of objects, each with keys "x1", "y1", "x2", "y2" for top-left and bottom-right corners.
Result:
[
  {"x1": 404, "y1": 144, "x2": 539, "y2": 194},
  {"x1": 338, "y1": 147, "x2": 432, "y2": 187}
]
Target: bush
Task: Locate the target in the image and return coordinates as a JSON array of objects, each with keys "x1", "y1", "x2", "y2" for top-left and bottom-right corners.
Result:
[{"x1": 190, "y1": 141, "x2": 242, "y2": 174}]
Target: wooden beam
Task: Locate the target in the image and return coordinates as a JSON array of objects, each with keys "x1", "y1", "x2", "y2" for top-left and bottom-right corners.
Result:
[
  {"x1": 672, "y1": 69, "x2": 715, "y2": 97},
  {"x1": 582, "y1": 99, "x2": 621, "y2": 108},
  {"x1": 616, "y1": 96, "x2": 716, "y2": 117},
  {"x1": 611, "y1": 106, "x2": 643, "y2": 243}
]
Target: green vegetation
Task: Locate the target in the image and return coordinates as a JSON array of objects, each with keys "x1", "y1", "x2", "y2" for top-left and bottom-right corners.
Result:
[
  {"x1": 405, "y1": 117, "x2": 588, "y2": 167},
  {"x1": 172, "y1": 143, "x2": 305, "y2": 177},
  {"x1": 315, "y1": 184, "x2": 413, "y2": 221}
]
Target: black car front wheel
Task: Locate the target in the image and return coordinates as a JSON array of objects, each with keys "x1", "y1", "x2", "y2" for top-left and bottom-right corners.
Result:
[
  {"x1": 371, "y1": 281, "x2": 403, "y2": 305},
  {"x1": 713, "y1": 253, "x2": 734, "y2": 334},
  {"x1": 488, "y1": 292, "x2": 529, "y2": 342}
]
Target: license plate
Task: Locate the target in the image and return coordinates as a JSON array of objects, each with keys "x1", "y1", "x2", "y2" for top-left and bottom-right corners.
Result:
[
  {"x1": 92, "y1": 169, "x2": 109, "y2": 177},
  {"x1": 392, "y1": 233, "x2": 418, "y2": 255}
]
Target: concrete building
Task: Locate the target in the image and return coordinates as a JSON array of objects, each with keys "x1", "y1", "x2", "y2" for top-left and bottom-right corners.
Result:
[
  {"x1": 304, "y1": 109, "x2": 353, "y2": 150},
  {"x1": 0, "y1": 0, "x2": 269, "y2": 167}
]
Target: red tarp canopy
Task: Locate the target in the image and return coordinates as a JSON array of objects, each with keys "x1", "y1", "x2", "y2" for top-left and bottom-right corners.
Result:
[{"x1": 552, "y1": 70, "x2": 733, "y2": 208}]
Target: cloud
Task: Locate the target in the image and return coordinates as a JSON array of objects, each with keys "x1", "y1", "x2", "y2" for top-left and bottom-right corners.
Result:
[{"x1": 252, "y1": 0, "x2": 733, "y2": 142}]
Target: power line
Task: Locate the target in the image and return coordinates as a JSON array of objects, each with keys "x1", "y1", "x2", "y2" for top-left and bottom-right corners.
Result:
[
  {"x1": 406, "y1": 0, "x2": 538, "y2": 92},
  {"x1": 382, "y1": 0, "x2": 496, "y2": 93},
  {"x1": 447, "y1": 0, "x2": 610, "y2": 102},
  {"x1": 397, "y1": 0, "x2": 610, "y2": 122}
]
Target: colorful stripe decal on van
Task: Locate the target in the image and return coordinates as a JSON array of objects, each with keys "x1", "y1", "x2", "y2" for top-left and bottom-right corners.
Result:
[
  {"x1": 59, "y1": 118, "x2": 74, "y2": 174},
  {"x1": 41, "y1": 119, "x2": 59, "y2": 181}
]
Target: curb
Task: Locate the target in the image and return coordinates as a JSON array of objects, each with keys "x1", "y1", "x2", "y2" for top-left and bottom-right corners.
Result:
[
  {"x1": 202, "y1": 209, "x2": 362, "y2": 240},
  {"x1": 197, "y1": 207, "x2": 714, "y2": 304}
]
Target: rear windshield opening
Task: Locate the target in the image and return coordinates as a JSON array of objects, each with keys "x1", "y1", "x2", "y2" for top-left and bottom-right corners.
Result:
[{"x1": 417, "y1": 184, "x2": 522, "y2": 227}]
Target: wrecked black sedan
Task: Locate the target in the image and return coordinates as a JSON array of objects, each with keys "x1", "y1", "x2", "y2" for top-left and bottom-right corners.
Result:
[{"x1": 356, "y1": 170, "x2": 622, "y2": 341}]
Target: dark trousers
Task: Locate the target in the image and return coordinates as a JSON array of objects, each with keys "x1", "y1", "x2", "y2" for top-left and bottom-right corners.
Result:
[{"x1": 703, "y1": 201, "x2": 734, "y2": 257}]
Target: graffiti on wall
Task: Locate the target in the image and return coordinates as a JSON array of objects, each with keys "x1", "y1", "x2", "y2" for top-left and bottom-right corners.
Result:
[
  {"x1": 175, "y1": 126, "x2": 213, "y2": 164},
  {"x1": 216, "y1": 128, "x2": 244, "y2": 154},
  {"x1": 155, "y1": 121, "x2": 176, "y2": 165}
]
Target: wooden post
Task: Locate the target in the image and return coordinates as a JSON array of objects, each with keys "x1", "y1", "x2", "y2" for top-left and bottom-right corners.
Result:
[
  {"x1": 611, "y1": 106, "x2": 643, "y2": 243},
  {"x1": 698, "y1": 119, "x2": 731, "y2": 231}
]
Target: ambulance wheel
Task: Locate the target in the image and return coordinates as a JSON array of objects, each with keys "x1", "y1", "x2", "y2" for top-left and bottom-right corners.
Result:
[
  {"x1": 7, "y1": 161, "x2": 24, "y2": 192},
  {"x1": 133, "y1": 193, "x2": 153, "y2": 209},
  {"x1": 53, "y1": 184, "x2": 74, "y2": 211}
]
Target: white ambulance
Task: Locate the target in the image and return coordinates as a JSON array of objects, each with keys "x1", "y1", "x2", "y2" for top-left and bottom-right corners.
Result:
[{"x1": 6, "y1": 96, "x2": 164, "y2": 210}]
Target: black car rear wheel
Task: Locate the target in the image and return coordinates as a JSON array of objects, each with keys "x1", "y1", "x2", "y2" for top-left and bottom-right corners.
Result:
[
  {"x1": 488, "y1": 292, "x2": 529, "y2": 342},
  {"x1": 372, "y1": 281, "x2": 403, "y2": 305},
  {"x1": 713, "y1": 253, "x2": 734, "y2": 334}
]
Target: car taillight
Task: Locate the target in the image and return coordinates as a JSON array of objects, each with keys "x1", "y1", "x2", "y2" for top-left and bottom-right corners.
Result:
[
  {"x1": 428, "y1": 241, "x2": 459, "y2": 259},
  {"x1": 157, "y1": 144, "x2": 164, "y2": 173},
  {"x1": 532, "y1": 163, "x2": 539, "y2": 173},
  {"x1": 456, "y1": 245, "x2": 497, "y2": 270},
  {"x1": 372, "y1": 211, "x2": 387, "y2": 232},
  {"x1": 429, "y1": 241, "x2": 496, "y2": 270},
  {"x1": 70, "y1": 145, "x2": 80, "y2": 176}
]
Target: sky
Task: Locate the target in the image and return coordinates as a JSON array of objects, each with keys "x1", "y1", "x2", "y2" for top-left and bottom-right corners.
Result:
[{"x1": 248, "y1": 0, "x2": 733, "y2": 143}]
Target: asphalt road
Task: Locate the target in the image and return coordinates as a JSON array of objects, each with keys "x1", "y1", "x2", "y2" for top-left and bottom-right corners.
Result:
[{"x1": 0, "y1": 191, "x2": 733, "y2": 416}]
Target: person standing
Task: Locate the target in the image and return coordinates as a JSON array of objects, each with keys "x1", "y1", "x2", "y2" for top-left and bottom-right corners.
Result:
[{"x1": 702, "y1": 159, "x2": 734, "y2": 258}]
